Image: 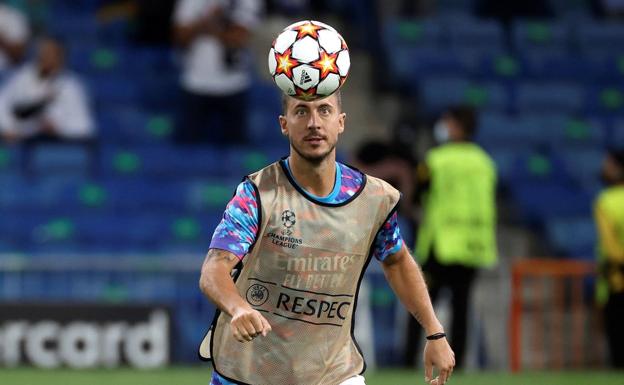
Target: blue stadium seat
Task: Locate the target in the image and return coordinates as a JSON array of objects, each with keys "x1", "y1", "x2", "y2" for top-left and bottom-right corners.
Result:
[
  {"x1": 419, "y1": 77, "x2": 509, "y2": 115},
  {"x1": 510, "y1": 181, "x2": 592, "y2": 222},
  {"x1": 613, "y1": 119, "x2": 624, "y2": 147},
  {"x1": 545, "y1": 217, "x2": 596, "y2": 259},
  {"x1": 88, "y1": 73, "x2": 141, "y2": 106},
  {"x1": 512, "y1": 20, "x2": 569, "y2": 56},
  {"x1": 382, "y1": 19, "x2": 462, "y2": 85},
  {"x1": 382, "y1": 18, "x2": 443, "y2": 51},
  {"x1": 557, "y1": 148, "x2": 604, "y2": 192},
  {"x1": 547, "y1": 116, "x2": 607, "y2": 149},
  {"x1": 477, "y1": 112, "x2": 551, "y2": 149},
  {"x1": 28, "y1": 144, "x2": 94, "y2": 178},
  {"x1": 447, "y1": 17, "x2": 505, "y2": 56},
  {"x1": 486, "y1": 148, "x2": 518, "y2": 183},
  {"x1": 577, "y1": 21, "x2": 624, "y2": 59},
  {"x1": 100, "y1": 146, "x2": 225, "y2": 178},
  {"x1": 247, "y1": 82, "x2": 283, "y2": 145},
  {"x1": 523, "y1": 53, "x2": 605, "y2": 81},
  {"x1": 515, "y1": 82, "x2": 585, "y2": 113},
  {"x1": 392, "y1": 48, "x2": 470, "y2": 83},
  {"x1": 97, "y1": 106, "x2": 173, "y2": 144}
]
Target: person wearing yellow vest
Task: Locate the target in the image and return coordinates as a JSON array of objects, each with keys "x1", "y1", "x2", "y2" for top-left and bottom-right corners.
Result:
[
  {"x1": 594, "y1": 148, "x2": 624, "y2": 368},
  {"x1": 198, "y1": 92, "x2": 455, "y2": 385},
  {"x1": 404, "y1": 106, "x2": 497, "y2": 369}
]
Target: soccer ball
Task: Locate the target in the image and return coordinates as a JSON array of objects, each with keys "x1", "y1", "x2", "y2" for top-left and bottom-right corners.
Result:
[{"x1": 268, "y1": 20, "x2": 350, "y2": 101}]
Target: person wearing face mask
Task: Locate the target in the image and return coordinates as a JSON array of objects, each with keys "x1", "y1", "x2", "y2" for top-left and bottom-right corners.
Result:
[
  {"x1": 594, "y1": 148, "x2": 624, "y2": 368},
  {"x1": 403, "y1": 105, "x2": 497, "y2": 369}
]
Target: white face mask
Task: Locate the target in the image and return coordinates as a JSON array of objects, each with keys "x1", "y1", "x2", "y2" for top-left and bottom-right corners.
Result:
[{"x1": 433, "y1": 120, "x2": 450, "y2": 143}]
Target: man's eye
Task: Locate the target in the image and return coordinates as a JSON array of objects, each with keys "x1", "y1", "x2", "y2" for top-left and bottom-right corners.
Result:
[{"x1": 320, "y1": 107, "x2": 330, "y2": 114}]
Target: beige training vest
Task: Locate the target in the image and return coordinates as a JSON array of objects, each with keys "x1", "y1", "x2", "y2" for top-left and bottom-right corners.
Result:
[{"x1": 207, "y1": 161, "x2": 400, "y2": 385}]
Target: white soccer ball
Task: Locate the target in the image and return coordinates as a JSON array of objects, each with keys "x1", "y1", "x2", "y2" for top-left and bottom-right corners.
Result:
[{"x1": 268, "y1": 20, "x2": 350, "y2": 101}]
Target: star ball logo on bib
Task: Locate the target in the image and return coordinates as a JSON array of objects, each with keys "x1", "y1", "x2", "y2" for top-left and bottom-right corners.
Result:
[
  {"x1": 267, "y1": 209, "x2": 303, "y2": 249},
  {"x1": 281, "y1": 209, "x2": 296, "y2": 229}
]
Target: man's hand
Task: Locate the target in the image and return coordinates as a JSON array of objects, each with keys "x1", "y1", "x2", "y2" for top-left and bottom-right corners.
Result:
[
  {"x1": 230, "y1": 306, "x2": 272, "y2": 343},
  {"x1": 424, "y1": 338, "x2": 455, "y2": 384}
]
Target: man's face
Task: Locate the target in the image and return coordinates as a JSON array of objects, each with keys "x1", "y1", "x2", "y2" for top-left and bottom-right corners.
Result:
[
  {"x1": 37, "y1": 39, "x2": 64, "y2": 76},
  {"x1": 279, "y1": 94, "x2": 345, "y2": 164}
]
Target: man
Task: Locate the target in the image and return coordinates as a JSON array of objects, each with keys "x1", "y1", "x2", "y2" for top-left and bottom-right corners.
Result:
[
  {"x1": 199, "y1": 91, "x2": 455, "y2": 385},
  {"x1": 0, "y1": 36, "x2": 95, "y2": 143},
  {"x1": 172, "y1": 0, "x2": 261, "y2": 144},
  {"x1": 405, "y1": 106, "x2": 497, "y2": 368},
  {"x1": 0, "y1": 1, "x2": 29, "y2": 72},
  {"x1": 595, "y1": 148, "x2": 624, "y2": 368}
]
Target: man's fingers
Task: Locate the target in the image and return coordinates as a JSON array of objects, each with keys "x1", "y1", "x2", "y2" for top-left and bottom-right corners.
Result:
[
  {"x1": 260, "y1": 316, "x2": 272, "y2": 336},
  {"x1": 438, "y1": 368, "x2": 449, "y2": 385},
  {"x1": 232, "y1": 329, "x2": 246, "y2": 343},
  {"x1": 424, "y1": 362, "x2": 433, "y2": 382},
  {"x1": 250, "y1": 314, "x2": 265, "y2": 335}
]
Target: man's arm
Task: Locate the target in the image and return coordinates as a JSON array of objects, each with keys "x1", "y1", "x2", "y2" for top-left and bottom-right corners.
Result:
[
  {"x1": 381, "y1": 244, "x2": 455, "y2": 384},
  {"x1": 199, "y1": 248, "x2": 271, "y2": 342}
]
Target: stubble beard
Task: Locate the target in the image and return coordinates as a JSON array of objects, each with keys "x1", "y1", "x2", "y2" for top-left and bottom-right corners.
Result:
[{"x1": 290, "y1": 137, "x2": 336, "y2": 166}]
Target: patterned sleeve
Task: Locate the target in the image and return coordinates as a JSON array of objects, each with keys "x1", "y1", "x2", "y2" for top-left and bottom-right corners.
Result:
[
  {"x1": 209, "y1": 179, "x2": 259, "y2": 260},
  {"x1": 371, "y1": 211, "x2": 404, "y2": 262}
]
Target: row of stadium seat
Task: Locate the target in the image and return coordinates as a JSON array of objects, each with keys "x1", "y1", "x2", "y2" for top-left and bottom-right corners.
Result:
[
  {"x1": 0, "y1": 143, "x2": 287, "y2": 178},
  {"x1": 0, "y1": 212, "x2": 219, "y2": 253},
  {"x1": 383, "y1": 17, "x2": 624, "y2": 57},
  {"x1": 389, "y1": 49, "x2": 624, "y2": 82},
  {"x1": 417, "y1": 77, "x2": 624, "y2": 115}
]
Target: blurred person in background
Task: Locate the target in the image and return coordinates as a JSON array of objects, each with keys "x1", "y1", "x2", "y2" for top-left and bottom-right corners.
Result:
[
  {"x1": 0, "y1": 0, "x2": 29, "y2": 72},
  {"x1": 0, "y1": 36, "x2": 95, "y2": 144},
  {"x1": 404, "y1": 105, "x2": 497, "y2": 369},
  {"x1": 353, "y1": 140, "x2": 417, "y2": 247},
  {"x1": 595, "y1": 148, "x2": 624, "y2": 368},
  {"x1": 172, "y1": 0, "x2": 262, "y2": 145}
]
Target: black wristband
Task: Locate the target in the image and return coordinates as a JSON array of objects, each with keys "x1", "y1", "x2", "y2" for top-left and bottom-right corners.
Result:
[{"x1": 426, "y1": 332, "x2": 446, "y2": 340}]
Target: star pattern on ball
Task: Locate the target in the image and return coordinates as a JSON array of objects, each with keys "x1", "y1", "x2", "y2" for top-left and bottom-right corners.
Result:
[
  {"x1": 274, "y1": 48, "x2": 297, "y2": 78},
  {"x1": 312, "y1": 50, "x2": 340, "y2": 80},
  {"x1": 295, "y1": 87, "x2": 318, "y2": 101},
  {"x1": 294, "y1": 21, "x2": 323, "y2": 39}
]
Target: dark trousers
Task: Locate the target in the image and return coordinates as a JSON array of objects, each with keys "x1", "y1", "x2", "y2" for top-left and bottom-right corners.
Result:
[
  {"x1": 174, "y1": 89, "x2": 248, "y2": 145},
  {"x1": 403, "y1": 256, "x2": 476, "y2": 368},
  {"x1": 605, "y1": 292, "x2": 624, "y2": 368}
]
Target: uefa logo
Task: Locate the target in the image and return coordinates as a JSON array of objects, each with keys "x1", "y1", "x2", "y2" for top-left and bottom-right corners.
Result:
[
  {"x1": 281, "y1": 210, "x2": 296, "y2": 229},
  {"x1": 246, "y1": 284, "x2": 269, "y2": 306}
]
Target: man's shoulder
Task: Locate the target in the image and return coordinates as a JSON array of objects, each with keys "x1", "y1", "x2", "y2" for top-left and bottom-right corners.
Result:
[{"x1": 247, "y1": 160, "x2": 282, "y2": 183}]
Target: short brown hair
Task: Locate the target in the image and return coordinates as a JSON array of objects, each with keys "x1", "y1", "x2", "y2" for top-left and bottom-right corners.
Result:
[
  {"x1": 281, "y1": 90, "x2": 342, "y2": 115},
  {"x1": 446, "y1": 105, "x2": 477, "y2": 137}
]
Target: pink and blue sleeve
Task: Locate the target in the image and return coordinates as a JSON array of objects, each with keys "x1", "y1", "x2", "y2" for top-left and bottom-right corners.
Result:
[
  {"x1": 209, "y1": 180, "x2": 259, "y2": 260},
  {"x1": 372, "y1": 211, "x2": 403, "y2": 262}
]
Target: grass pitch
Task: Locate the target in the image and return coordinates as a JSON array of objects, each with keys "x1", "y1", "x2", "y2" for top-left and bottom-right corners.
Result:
[{"x1": 2, "y1": 367, "x2": 623, "y2": 385}]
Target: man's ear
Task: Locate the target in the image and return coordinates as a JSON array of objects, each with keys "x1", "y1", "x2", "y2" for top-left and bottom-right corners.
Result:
[
  {"x1": 279, "y1": 115, "x2": 288, "y2": 136},
  {"x1": 337, "y1": 112, "x2": 346, "y2": 134}
]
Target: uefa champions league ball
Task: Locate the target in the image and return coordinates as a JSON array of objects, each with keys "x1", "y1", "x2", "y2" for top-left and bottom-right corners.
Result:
[{"x1": 268, "y1": 20, "x2": 350, "y2": 101}]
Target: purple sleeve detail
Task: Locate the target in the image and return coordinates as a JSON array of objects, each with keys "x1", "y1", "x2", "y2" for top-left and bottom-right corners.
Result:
[
  {"x1": 372, "y1": 211, "x2": 404, "y2": 261},
  {"x1": 337, "y1": 163, "x2": 364, "y2": 201},
  {"x1": 209, "y1": 180, "x2": 259, "y2": 260}
]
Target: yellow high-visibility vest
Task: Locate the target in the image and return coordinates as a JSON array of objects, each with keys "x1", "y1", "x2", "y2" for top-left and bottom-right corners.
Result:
[{"x1": 417, "y1": 142, "x2": 498, "y2": 267}]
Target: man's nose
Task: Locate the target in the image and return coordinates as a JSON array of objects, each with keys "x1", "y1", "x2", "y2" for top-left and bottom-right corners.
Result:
[{"x1": 307, "y1": 110, "x2": 321, "y2": 129}]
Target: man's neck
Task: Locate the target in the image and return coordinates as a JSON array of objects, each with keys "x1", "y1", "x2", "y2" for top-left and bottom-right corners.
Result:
[{"x1": 288, "y1": 152, "x2": 336, "y2": 198}]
